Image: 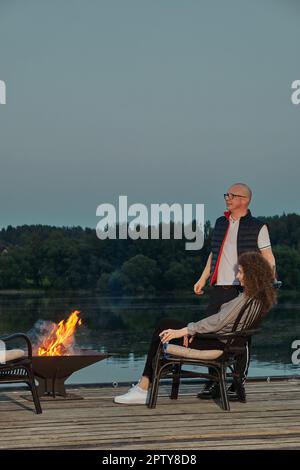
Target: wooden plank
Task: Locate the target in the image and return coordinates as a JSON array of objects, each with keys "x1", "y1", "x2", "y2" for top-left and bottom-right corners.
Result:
[
  {"x1": 94, "y1": 437, "x2": 300, "y2": 450},
  {"x1": 2, "y1": 414, "x2": 300, "y2": 432},
  {"x1": 2, "y1": 429, "x2": 300, "y2": 450},
  {"x1": 1, "y1": 422, "x2": 300, "y2": 444},
  {"x1": 0, "y1": 381, "x2": 300, "y2": 450},
  {"x1": 1, "y1": 422, "x2": 300, "y2": 445}
]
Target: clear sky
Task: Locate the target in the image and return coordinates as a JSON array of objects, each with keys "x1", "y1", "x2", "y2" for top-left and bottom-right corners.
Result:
[{"x1": 0, "y1": 0, "x2": 299, "y2": 229}]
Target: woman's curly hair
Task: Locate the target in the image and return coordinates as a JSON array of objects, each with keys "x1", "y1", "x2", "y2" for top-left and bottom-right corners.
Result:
[{"x1": 238, "y1": 251, "x2": 277, "y2": 314}]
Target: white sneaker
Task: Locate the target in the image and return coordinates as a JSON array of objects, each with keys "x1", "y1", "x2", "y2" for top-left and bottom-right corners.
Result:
[{"x1": 114, "y1": 384, "x2": 149, "y2": 405}]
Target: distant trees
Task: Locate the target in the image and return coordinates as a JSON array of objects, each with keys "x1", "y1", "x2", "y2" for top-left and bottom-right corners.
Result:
[
  {"x1": 0, "y1": 213, "x2": 299, "y2": 293},
  {"x1": 272, "y1": 245, "x2": 300, "y2": 289}
]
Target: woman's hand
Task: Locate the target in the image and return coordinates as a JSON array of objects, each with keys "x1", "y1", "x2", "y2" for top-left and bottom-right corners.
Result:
[{"x1": 159, "y1": 327, "x2": 188, "y2": 344}]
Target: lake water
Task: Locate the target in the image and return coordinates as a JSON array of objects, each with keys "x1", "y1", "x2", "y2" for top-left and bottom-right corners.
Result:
[{"x1": 0, "y1": 292, "x2": 299, "y2": 385}]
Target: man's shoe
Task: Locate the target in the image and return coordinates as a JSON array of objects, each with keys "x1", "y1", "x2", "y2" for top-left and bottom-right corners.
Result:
[
  {"x1": 197, "y1": 381, "x2": 220, "y2": 399},
  {"x1": 114, "y1": 384, "x2": 149, "y2": 405},
  {"x1": 227, "y1": 382, "x2": 246, "y2": 403}
]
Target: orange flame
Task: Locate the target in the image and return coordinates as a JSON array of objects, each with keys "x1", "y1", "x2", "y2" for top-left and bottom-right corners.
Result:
[{"x1": 37, "y1": 310, "x2": 82, "y2": 356}]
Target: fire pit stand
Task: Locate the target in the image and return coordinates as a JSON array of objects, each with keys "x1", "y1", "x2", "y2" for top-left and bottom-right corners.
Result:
[{"x1": 29, "y1": 351, "x2": 109, "y2": 400}]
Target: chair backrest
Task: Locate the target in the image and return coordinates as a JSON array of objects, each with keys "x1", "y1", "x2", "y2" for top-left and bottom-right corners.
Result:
[
  {"x1": 223, "y1": 297, "x2": 264, "y2": 356},
  {"x1": 232, "y1": 297, "x2": 264, "y2": 332}
]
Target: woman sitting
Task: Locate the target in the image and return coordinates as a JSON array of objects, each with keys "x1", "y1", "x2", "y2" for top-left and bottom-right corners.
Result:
[{"x1": 114, "y1": 251, "x2": 277, "y2": 405}]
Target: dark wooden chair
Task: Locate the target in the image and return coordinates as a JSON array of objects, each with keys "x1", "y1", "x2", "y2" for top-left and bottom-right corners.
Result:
[
  {"x1": 0, "y1": 333, "x2": 42, "y2": 414},
  {"x1": 148, "y1": 297, "x2": 264, "y2": 411}
]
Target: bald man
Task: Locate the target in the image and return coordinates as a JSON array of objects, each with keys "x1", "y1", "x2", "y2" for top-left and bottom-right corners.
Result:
[{"x1": 194, "y1": 183, "x2": 276, "y2": 402}]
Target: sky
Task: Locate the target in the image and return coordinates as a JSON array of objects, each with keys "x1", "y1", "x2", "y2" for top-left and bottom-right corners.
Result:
[{"x1": 0, "y1": 0, "x2": 299, "y2": 230}]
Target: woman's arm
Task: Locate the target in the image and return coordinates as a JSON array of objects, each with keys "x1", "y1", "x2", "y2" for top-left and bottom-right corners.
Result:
[
  {"x1": 186, "y1": 293, "x2": 247, "y2": 336},
  {"x1": 159, "y1": 293, "x2": 247, "y2": 343}
]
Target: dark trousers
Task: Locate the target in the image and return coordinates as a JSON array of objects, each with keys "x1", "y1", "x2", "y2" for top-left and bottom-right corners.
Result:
[
  {"x1": 206, "y1": 285, "x2": 251, "y2": 384},
  {"x1": 142, "y1": 318, "x2": 225, "y2": 381}
]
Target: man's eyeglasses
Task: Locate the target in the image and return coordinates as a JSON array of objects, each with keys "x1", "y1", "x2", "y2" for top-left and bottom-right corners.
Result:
[{"x1": 224, "y1": 193, "x2": 248, "y2": 200}]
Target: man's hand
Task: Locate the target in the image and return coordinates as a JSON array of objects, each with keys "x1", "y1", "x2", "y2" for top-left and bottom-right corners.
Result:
[
  {"x1": 194, "y1": 253, "x2": 211, "y2": 296},
  {"x1": 194, "y1": 278, "x2": 205, "y2": 295}
]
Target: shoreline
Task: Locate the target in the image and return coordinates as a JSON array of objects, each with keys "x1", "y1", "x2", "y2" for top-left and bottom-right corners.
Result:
[{"x1": 0, "y1": 288, "x2": 299, "y2": 302}]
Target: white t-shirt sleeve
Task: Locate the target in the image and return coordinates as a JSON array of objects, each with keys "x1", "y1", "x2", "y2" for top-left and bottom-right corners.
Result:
[{"x1": 258, "y1": 224, "x2": 271, "y2": 250}]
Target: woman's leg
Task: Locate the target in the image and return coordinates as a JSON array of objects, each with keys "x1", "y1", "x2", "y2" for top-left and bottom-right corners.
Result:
[
  {"x1": 114, "y1": 318, "x2": 187, "y2": 404},
  {"x1": 114, "y1": 321, "x2": 225, "y2": 404},
  {"x1": 140, "y1": 330, "x2": 225, "y2": 390},
  {"x1": 189, "y1": 336, "x2": 225, "y2": 352},
  {"x1": 141, "y1": 318, "x2": 186, "y2": 387}
]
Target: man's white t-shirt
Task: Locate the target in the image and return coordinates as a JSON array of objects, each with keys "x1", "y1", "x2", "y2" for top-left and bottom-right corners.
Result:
[{"x1": 216, "y1": 217, "x2": 271, "y2": 286}]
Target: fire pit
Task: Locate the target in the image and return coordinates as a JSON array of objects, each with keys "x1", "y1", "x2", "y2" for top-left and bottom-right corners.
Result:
[
  {"x1": 32, "y1": 350, "x2": 108, "y2": 399},
  {"x1": 28, "y1": 310, "x2": 109, "y2": 399}
]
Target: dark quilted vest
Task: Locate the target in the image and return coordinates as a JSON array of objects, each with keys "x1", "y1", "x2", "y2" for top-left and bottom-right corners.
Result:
[{"x1": 210, "y1": 209, "x2": 265, "y2": 285}]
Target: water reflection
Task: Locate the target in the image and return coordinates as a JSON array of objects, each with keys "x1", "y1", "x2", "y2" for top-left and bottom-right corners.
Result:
[{"x1": 0, "y1": 292, "x2": 299, "y2": 383}]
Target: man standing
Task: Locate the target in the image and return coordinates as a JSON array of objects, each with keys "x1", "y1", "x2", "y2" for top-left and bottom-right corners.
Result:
[{"x1": 194, "y1": 183, "x2": 276, "y2": 401}]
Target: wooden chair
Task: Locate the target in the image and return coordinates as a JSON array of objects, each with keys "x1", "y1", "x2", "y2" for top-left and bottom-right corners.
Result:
[
  {"x1": 148, "y1": 297, "x2": 264, "y2": 411},
  {"x1": 0, "y1": 333, "x2": 42, "y2": 414}
]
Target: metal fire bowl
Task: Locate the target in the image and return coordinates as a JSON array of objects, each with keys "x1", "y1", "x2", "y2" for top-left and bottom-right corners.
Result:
[{"x1": 31, "y1": 350, "x2": 108, "y2": 399}]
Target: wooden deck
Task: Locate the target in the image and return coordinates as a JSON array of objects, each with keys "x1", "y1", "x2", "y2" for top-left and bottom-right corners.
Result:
[{"x1": 0, "y1": 379, "x2": 300, "y2": 450}]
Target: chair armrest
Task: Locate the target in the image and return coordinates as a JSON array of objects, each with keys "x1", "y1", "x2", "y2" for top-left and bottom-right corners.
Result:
[
  {"x1": 194, "y1": 328, "x2": 261, "y2": 341},
  {"x1": 0, "y1": 333, "x2": 33, "y2": 359}
]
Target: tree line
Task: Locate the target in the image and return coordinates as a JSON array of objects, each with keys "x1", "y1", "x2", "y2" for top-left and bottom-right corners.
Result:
[{"x1": 0, "y1": 213, "x2": 299, "y2": 293}]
